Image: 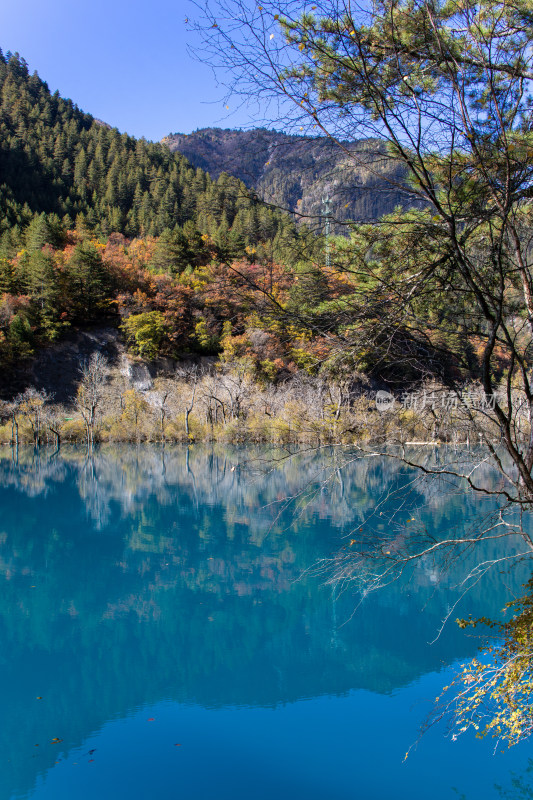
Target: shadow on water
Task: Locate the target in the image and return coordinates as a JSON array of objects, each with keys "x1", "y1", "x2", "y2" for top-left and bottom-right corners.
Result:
[{"x1": 0, "y1": 444, "x2": 531, "y2": 799}]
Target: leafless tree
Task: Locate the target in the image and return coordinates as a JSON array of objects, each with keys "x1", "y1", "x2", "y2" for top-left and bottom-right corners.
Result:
[
  {"x1": 17, "y1": 387, "x2": 50, "y2": 448},
  {"x1": 75, "y1": 353, "x2": 109, "y2": 448},
  {"x1": 176, "y1": 364, "x2": 202, "y2": 438},
  {"x1": 147, "y1": 380, "x2": 173, "y2": 441},
  {"x1": 0, "y1": 397, "x2": 21, "y2": 449}
]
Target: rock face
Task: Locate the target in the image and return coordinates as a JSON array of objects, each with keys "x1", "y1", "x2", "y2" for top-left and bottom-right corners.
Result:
[
  {"x1": 162, "y1": 128, "x2": 414, "y2": 226},
  {"x1": 2, "y1": 328, "x2": 123, "y2": 402},
  {"x1": 121, "y1": 359, "x2": 153, "y2": 392},
  {"x1": 2, "y1": 327, "x2": 180, "y2": 402}
]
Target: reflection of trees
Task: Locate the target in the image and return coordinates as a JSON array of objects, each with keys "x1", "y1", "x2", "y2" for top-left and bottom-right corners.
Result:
[
  {"x1": 495, "y1": 760, "x2": 533, "y2": 799},
  {"x1": 0, "y1": 445, "x2": 530, "y2": 799}
]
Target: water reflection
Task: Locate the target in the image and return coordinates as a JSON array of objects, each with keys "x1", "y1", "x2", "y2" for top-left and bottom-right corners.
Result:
[{"x1": 0, "y1": 445, "x2": 530, "y2": 800}]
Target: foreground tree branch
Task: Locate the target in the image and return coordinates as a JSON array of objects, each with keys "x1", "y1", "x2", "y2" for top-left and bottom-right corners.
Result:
[{"x1": 193, "y1": 0, "x2": 533, "y2": 744}]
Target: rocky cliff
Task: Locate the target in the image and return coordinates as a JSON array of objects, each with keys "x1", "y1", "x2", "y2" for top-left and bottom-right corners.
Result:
[{"x1": 163, "y1": 128, "x2": 413, "y2": 226}]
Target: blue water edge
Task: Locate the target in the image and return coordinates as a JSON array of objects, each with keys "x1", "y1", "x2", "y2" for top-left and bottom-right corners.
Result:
[{"x1": 0, "y1": 444, "x2": 532, "y2": 800}]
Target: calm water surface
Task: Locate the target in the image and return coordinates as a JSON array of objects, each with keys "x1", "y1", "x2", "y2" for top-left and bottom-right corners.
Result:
[{"x1": 1, "y1": 445, "x2": 532, "y2": 800}]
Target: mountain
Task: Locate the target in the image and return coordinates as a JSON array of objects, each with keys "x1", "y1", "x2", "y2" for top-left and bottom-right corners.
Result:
[
  {"x1": 0, "y1": 51, "x2": 316, "y2": 380},
  {"x1": 0, "y1": 52, "x2": 297, "y2": 254},
  {"x1": 162, "y1": 128, "x2": 412, "y2": 226}
]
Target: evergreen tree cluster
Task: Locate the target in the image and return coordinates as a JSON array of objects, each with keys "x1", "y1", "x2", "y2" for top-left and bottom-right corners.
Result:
[{"x1": 0, "y1": 51, "x2": 298, "y2": 260}]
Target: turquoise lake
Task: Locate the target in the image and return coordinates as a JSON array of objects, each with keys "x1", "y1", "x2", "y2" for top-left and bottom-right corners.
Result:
[{"x1": 1, "y1": 444, "x2": 533, "y2": 799}]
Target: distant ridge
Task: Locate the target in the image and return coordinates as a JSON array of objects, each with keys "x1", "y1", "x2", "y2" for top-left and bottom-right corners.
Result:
[{"x1": 162, "y1": 127, "x2": 412, "y2": 226}]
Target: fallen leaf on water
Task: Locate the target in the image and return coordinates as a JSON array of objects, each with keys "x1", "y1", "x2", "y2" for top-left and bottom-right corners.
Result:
[
  {"x1": 174, "y1": 743, "x2": 182, "y2": 747},
  {"x1": 51, "y1": 738, "x2": 62, "y2": 743},
  {"x1": 89, "y1": 759, "x2": 94, "y2": 763},
  {"x1": 36, "y1": 696, "x2": 42, "y2": 700},
  {"x1": 147, "y1": 718, "x2": 155, "y2": 722}
]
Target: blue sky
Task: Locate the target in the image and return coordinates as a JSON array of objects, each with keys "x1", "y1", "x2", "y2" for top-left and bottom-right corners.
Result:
[{"x1": 0, "y1": 0, "x2": 257, "y2": 141}]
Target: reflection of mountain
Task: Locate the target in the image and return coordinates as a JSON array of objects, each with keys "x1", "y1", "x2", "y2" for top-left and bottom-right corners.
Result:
[{"x1": 0, "y1": 446, "x2": 529, "y2": 800}]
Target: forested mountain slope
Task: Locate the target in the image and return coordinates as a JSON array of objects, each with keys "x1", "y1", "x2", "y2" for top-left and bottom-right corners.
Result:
[
  {"x1": 0, "y1": 51, "x2": 318, "y2": 383},
  {"x1": 0, "y1": 51, "x2": 297, "y2": 255},
  {"x1": 163, "y1": 128, "x2": 412, "y2": 225},
  {"x1": 0, "y1": 50, "x2": 464, "y2": 404}
]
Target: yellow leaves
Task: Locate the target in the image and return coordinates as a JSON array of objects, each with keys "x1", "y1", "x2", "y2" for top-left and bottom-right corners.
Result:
[{"x1": 299, "y1": 43, "x2": 305, "y2": 50}]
